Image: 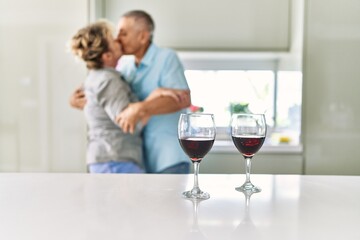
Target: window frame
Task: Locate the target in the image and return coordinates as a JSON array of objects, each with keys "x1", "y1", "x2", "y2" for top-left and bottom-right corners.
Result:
[{"x1": 179, "y1": 52, "x2": 302, "y2": 149}]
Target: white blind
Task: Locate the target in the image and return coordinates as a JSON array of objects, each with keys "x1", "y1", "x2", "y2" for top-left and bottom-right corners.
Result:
[{"x1": 103, "y1": 0, "x2": 291, "y2": 51}]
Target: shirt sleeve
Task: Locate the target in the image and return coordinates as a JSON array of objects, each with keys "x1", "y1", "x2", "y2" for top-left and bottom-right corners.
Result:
[
  {"x1": 160, "y1": 50, "x2": 189, "y2": 90},
  {"x1": 96, "y1": 76, "x2": 130, "y2": 122}
]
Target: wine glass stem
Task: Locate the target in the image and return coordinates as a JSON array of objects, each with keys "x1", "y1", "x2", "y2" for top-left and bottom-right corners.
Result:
[
  {"x1": 192, "y1": 161, "x2": 201, "y2": 193},
  {"x1": 245, "y1": 157, "x2": 253, "y2": 184}
]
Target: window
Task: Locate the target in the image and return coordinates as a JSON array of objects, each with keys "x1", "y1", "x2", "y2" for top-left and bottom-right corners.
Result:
[{"x1": 185, "y1": 69, "x2": 302, "y2": 146}]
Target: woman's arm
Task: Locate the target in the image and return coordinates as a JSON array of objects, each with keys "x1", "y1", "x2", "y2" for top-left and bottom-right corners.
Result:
[{"x1": 116, "y1": 88, "x2": 191, "y2": 134}]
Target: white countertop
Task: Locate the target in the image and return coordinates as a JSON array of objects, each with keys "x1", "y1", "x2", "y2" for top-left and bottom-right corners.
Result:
[{"x1": 0, "y1": 173, "x2": 359, "y2": 240}]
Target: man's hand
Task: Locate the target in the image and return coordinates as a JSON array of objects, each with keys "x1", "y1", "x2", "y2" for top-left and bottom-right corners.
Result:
[
  {"x1": 69, "y1": 86, "x2": 86, "y2": 110},
  {"x1": 115, "y1": 102, "x2": 144, "y2": 134}
]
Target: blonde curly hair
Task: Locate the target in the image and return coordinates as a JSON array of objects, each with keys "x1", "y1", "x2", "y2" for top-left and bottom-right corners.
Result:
[{"x1": 70, "y1": 20, "x2": 115, "y2": 69}]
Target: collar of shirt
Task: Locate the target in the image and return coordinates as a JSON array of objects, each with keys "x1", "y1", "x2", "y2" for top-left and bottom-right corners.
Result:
[{"x1": 138, "y1": 43, "x2": 157, "y2": 68}]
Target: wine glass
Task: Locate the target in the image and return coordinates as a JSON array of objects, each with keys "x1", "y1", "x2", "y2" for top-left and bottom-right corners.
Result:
[
  {"x1": 231, "y1": 113, "x2": 266, "y2": 193},
  {"x1": 178, "y1": 113, "x2": 216, "y2": 200}
]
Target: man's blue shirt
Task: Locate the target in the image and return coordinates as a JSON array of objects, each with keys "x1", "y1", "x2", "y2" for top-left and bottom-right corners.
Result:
[{"x1": 117, "y1": 43, "x2": 189, "y2": 173}]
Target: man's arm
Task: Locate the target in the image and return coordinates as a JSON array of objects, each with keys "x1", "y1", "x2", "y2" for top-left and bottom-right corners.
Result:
[
  {"x1": 69, "y1": 85, "x2": 86, "y2": 110},
  {"x1": 117, "y1": 50, "x2": 191, "y2": 134},
  {"x1": 146, "y1": 88, "x2": 190, "y2": 108},
  {"x1": 116, "y1": 89, "x2": 191, "y2": 134}
]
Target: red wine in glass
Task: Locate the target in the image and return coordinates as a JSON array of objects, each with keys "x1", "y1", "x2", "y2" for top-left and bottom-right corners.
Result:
[
  {"x1": 232, "y1": 136, "x2": 265, "y2": 157},
  {"x1": 178, "y1": 113, "x2": 216, "y2": 200},
  {"x1": 231, "y1": 113, "x2": 266, "y2": 193},
  {"x1": 179, "y1": 138, "x2": 215, "y2": 162}
]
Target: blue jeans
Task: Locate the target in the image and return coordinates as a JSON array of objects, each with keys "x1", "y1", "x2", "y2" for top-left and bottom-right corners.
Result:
[
  {"x1": 158, "y1": 162, "x2": 190, "y2": 174},
  {"x1": 88, "y1": 161, "x2": 145, "y2": 174}
]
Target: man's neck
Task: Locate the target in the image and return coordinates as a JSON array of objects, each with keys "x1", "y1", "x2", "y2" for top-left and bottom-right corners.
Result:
[{"x1": 134, "y1": 42, "x2": 151, "y2": 66}]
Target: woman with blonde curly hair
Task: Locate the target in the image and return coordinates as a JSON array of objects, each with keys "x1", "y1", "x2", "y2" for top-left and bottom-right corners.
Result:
[{"x1": 70, "y1": 20, "x2": 180, "y2": 173}]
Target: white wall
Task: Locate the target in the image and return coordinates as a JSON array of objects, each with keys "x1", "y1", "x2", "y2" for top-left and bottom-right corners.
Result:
[
  {"x1": 0, "y1": 0, "x2": 88, "y2": 172},
  {"x1": 203, "y1": 151, "x2": 303, "y2": 174},
  {"x1": 302, "y1": 0, "x2": 360, "y2": 175}
]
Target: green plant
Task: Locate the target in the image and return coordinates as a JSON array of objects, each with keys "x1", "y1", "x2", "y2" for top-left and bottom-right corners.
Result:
[{"x1": 229, "y1": 102, "x2": 251, "y2": 114}]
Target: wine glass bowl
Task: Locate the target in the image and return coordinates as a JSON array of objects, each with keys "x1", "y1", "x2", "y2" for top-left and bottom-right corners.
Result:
[
  {"x1": 178, "y1": 113, "x2": 216, "y2": 200},
  {"x1": 231, "y1": 114, "x2": 266, "y2": 193}
]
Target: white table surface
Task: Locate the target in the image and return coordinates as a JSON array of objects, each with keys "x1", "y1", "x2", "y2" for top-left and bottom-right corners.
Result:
[{"x1": 0, "y1": 173, "x2": 359, "y2": 240}]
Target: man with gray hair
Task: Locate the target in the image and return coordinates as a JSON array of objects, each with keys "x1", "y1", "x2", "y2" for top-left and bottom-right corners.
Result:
[{"x1": 70, "y1": 10, "x2": 191, "y2": 174}]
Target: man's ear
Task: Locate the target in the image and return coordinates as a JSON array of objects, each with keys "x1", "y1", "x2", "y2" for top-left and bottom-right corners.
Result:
[{"x1": 139, "y1": 30, "x2": 151, "y2": 45}]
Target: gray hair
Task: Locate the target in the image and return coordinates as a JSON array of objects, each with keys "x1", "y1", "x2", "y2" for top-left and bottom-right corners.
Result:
[
  {"x1": 70, "y1": 20, "x2": 114, "y2": 69},
  {"x1": 123, "y1": 10, "x2": 155, "y2": 42}
]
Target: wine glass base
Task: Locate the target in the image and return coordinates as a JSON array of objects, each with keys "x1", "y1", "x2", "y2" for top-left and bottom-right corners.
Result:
[
  {"x1": 235, "y1": 182, "x2": 261, "y2": 193},
  {"x1": 182, "y1": 190, "x2": 210, "y2": 200}
]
